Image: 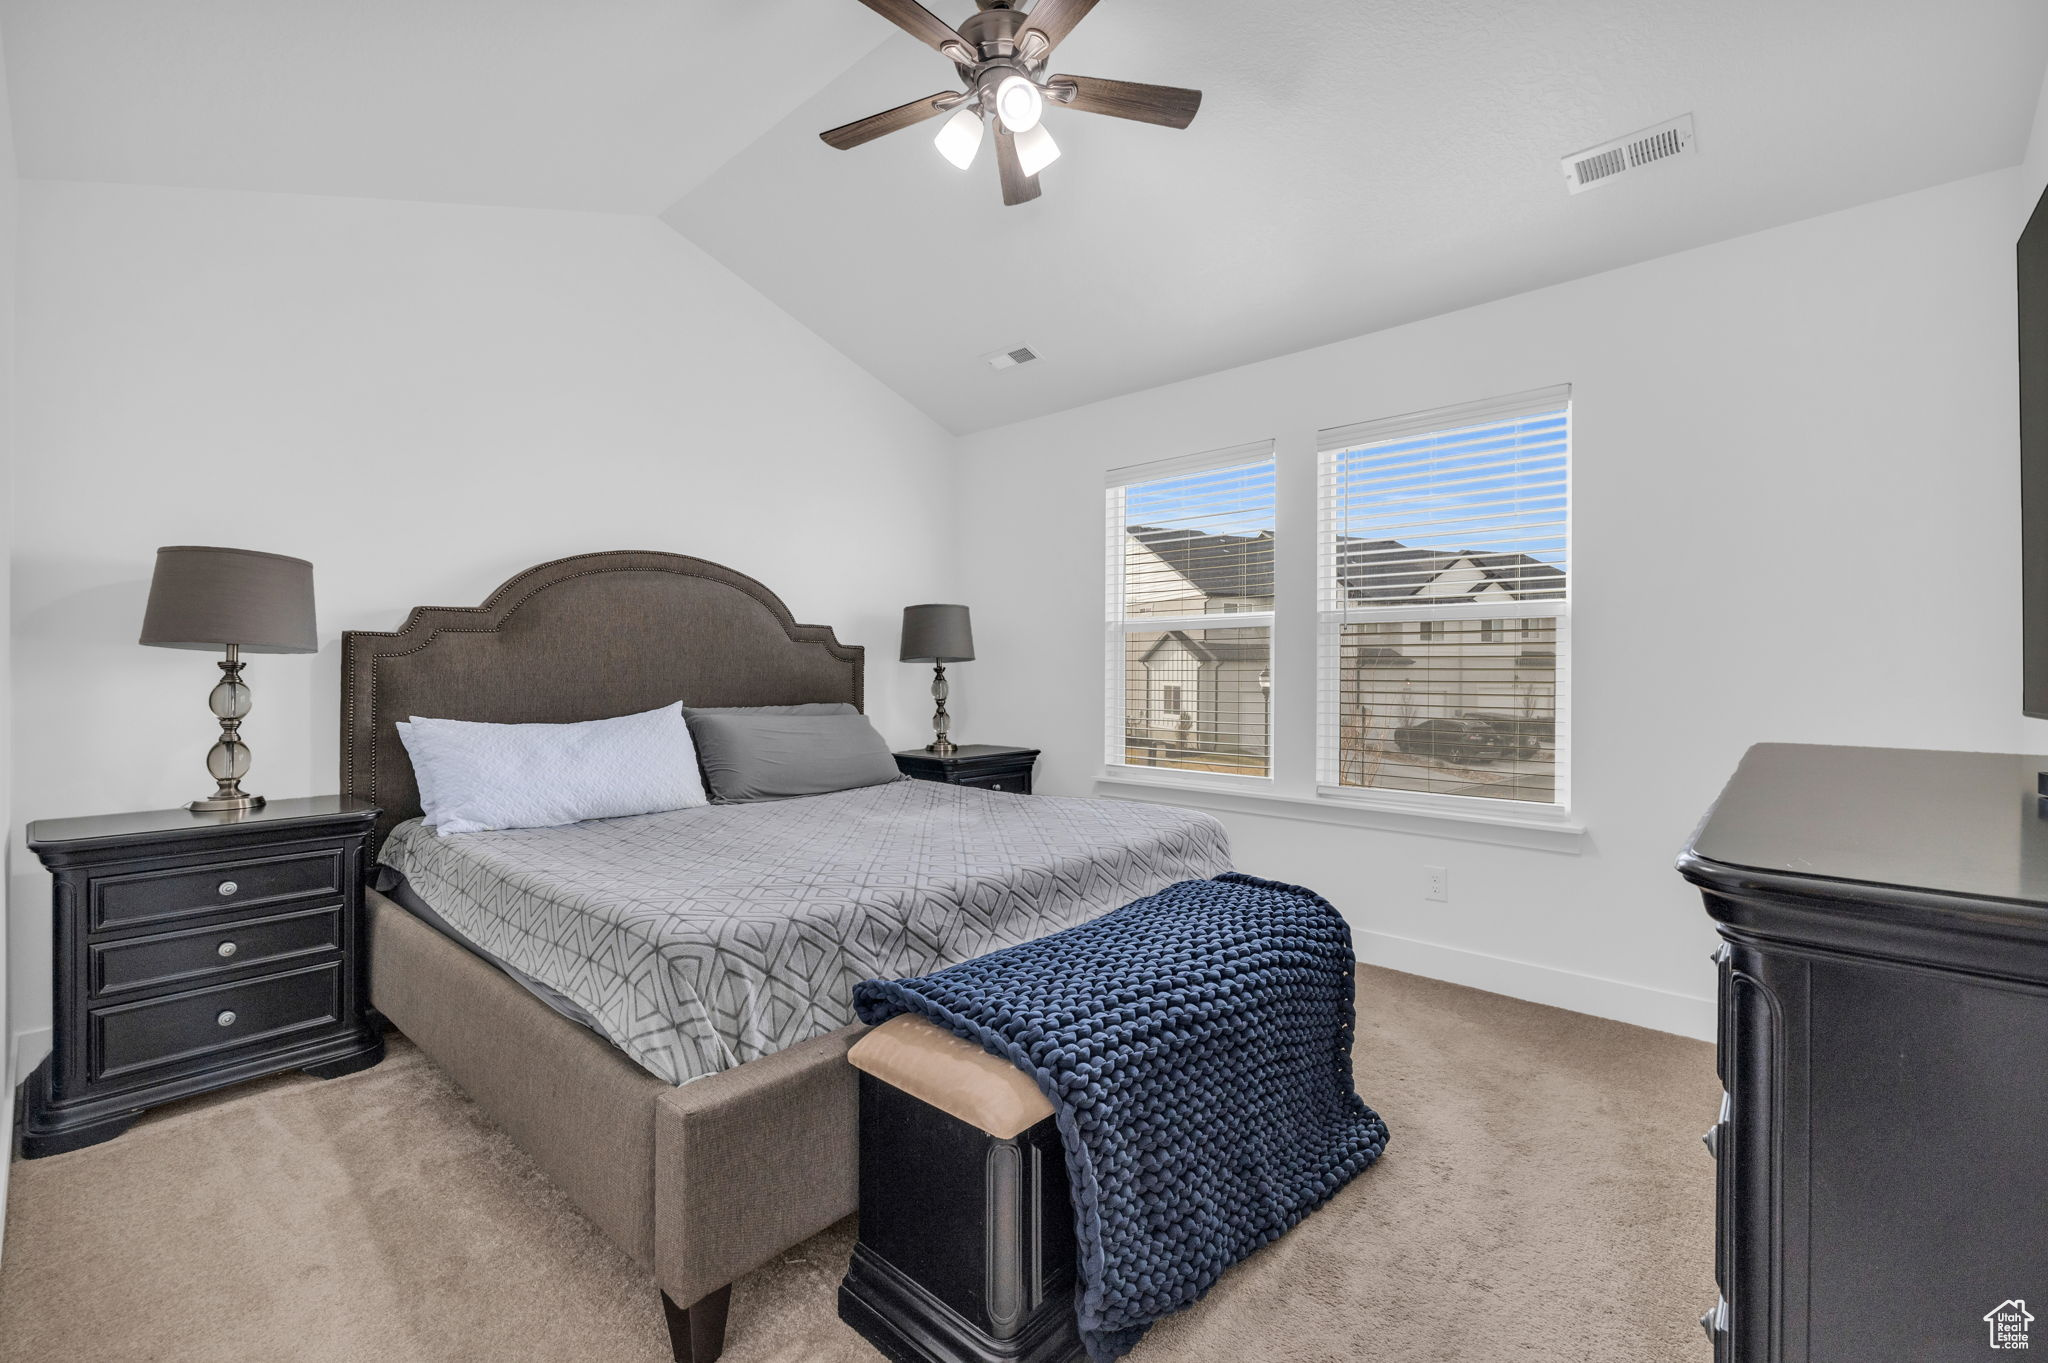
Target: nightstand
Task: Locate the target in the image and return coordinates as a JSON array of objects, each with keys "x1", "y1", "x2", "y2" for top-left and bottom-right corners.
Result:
[
  {"x1": 894, "y1": 745, "x2": 1040, "y2": 795},
  {"x1": 21, "y1": 796, "x2": 384, "y2": 1158}
]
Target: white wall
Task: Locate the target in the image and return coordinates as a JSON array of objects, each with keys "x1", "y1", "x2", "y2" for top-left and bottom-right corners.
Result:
[
  {"x1": 2021, "y1": 60, "x2": 2048, "y2": 226},
  {"x1": 957, "y1": 169, "x2": 2025, "y2": 1038},
  {"x1": 0, "y1": 28, "x2": 17, "y2": 1260},
  {"x1": 7, "y1": 180, "x2": 960, "y2": 1067}
]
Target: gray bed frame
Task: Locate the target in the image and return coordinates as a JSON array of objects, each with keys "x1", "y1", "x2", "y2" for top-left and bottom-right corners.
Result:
[{"x1": 341, "y1": 550, "x2": 873, "y2": 1363}]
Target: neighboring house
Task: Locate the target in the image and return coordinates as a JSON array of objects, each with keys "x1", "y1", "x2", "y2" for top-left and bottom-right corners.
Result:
[
  {"x1": 1333, "y1": 536, "x2": 1564, "y2": 760},
  {"x1": 1123, "y1": 525, "x2": 1562, "y2": 768},
  {"x1": 1124, "y1": 527, "x2": 1276, "y2": 764}
]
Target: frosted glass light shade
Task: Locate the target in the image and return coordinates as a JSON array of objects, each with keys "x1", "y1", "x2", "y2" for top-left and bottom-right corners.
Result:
[
  {"x1": 935, "y1": 106, "x2": 985, "y2": 170},
  {"x1": 1014, "y1": 122, "x2": 1061, "y2": 178},
  {"x1": 995, "y1": 75, "x2": 1044, "y2": 133}
]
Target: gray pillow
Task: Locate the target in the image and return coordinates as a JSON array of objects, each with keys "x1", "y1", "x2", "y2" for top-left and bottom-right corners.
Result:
[{"x1": 684, "y1": 711, "x2": 901, "y2": 803}]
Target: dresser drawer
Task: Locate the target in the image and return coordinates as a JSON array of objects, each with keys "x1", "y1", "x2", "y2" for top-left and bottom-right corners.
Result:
[
  {"x1": 90, "y1": 963, "x2": 342, "y2": 1082},
  {"x1": 90, "y1": 849, "x2": 345, "y2": 932},
  {"x1": 90, "y1": 905, "x2": 342, "y2": 997}
]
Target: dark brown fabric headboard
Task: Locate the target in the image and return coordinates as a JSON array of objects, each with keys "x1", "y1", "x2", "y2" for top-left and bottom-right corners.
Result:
[{"x1": 341, "y1": 550, "x2": 864, "y2": 850}]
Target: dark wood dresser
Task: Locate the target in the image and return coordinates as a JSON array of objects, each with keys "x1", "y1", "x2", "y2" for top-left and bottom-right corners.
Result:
[
  {"x1": 21, "y1": 797, "x2": 384, "y2": 1157},
  {"x1": 894, "y1": 744, "x2": 1039, "y2": 795},
  {"x1": 1678, "y1": 744, "x2": 2048, "y2": 1362}
]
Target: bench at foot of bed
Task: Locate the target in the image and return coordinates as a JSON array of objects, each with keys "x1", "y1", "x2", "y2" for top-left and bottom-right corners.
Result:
[{"x1": 661, "y1": 1285, "x2": 731, "y2": 1363}]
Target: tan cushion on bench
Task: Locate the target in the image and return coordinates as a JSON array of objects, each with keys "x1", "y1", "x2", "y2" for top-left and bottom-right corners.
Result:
[{"x1": 847, "y1": 1014, "x2": 1055, "y2": 1140}]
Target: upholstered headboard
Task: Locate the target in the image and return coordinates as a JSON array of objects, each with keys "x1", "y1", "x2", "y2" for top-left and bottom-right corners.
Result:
[{"x1": 341, "y1": 550, "x2": 864, "y2": 850}]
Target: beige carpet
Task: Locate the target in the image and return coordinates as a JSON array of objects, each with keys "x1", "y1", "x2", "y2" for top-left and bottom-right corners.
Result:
[{"x1": 0, "y1": 966, "x2": 1717, "y2": 1362}]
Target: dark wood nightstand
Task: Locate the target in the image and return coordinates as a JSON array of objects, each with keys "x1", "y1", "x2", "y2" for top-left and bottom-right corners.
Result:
[
  {"x1": 893, "y1": 745, "x2": 1040, "y2": 795},
  {"x1": 21, "y1": 796, "x2": 384, "y2": 1158}
]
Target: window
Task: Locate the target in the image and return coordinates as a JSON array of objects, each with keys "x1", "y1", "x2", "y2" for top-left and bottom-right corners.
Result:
[
  {"x1": 1107, "y1": 442, "x2": 1276, "y2": 779},
  {"x1": 1318, "y1": 387, "x2": 1570, "y2": 809}
]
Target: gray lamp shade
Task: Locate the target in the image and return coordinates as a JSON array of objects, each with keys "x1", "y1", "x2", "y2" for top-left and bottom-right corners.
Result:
[
  {"x1": 139, "y1": 546, "x2": 318, "y2": 654},
  {"x1": 900, "y1": 604, "x2": 975, "y2": 663}
]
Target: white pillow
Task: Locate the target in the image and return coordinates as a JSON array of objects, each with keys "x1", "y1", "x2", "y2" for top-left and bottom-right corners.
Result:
[{"x1": 396, "y1": 703, "x2": 709, "y2": 836}]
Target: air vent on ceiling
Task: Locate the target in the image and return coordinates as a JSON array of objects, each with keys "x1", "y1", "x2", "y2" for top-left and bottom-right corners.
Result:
[
  {"x1": 1562, "y1": 114, "x2": 1696, "y2": 194},
  {"x1": 984, "y1": 346, "x2": 1040, "y2": 372}
]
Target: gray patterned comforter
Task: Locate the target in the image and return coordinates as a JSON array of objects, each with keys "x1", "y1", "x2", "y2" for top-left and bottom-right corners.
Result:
[{"x1": 378, "y1": 779, "x2": 1230, "y2": 1085}]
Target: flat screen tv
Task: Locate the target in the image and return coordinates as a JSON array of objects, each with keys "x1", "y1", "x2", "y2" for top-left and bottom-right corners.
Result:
[{"x1": 2024, "y1": 184, "x2": 2048, "y2": 717}]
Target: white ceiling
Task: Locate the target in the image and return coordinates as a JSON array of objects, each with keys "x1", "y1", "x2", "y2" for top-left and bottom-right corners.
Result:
[
  {"x1": 7, "y1": 2, "x2": 2048, "y2": 433},
  {"x1": 666, "y1": 0, "x2": 2048, "y2": 432},
  {"x1": 0, "y1": 0, "x2": 889, "y2": 213}
]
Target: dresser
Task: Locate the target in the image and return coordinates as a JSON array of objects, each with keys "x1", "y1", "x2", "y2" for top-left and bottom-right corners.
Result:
[
  {"x1": 21, "y1": 797, "x2": 384, "y2": 1158},
  {"x1": 1677, "y1": 744, "x2": 2048, "y2": 1362},
  {"x1": 894, "y1": 744, "x2": 1039, "y2": 795}
]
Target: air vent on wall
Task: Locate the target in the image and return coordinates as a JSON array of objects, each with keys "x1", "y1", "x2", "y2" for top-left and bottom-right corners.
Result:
[
  {"x1": 1562, "y1": 114, "x2": 1696, "y2": 194},
  {"x1": 984, "y1": 346, "x2": 1040, "y2": 372}
]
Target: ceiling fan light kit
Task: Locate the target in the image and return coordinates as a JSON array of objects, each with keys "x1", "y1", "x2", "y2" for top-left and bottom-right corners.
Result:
[
  {"x1": 935, "y1": 106, "x2": 986, "y2": 169},
  {"x1": 994, "y1": 73, "x2": 1044, "y2": 132},
  {"x1": 824, "y1": 0, "x2": 1202, "y2": 206},
  {"x1": 1014, "y1": 122, "x2": 1060, "y2": 176}
]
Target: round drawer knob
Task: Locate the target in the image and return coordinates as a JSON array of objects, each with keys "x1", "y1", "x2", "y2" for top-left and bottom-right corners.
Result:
[
  {"x1": 217, "y1": 941, "x2": 238, "y2": 959},
  {"x1": 217, "y1": 880, "x2": 239, "y2": 897},
  {"x1": 216, "y1": 1010, "x2": 238, "y2": 1028}
]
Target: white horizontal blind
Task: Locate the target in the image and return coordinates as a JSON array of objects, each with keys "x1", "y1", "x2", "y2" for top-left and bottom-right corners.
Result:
[
  {"x1": 1317, "y1": 388, "x2": 1571, "y2": 809},
  {"x1": 1107, "y1": 442, "x2": 1276, "y2": 779}
]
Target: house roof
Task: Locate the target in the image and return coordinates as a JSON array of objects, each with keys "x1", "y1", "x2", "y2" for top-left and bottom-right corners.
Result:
[
  {"x1": 1131, "y1": 526, "x2": 1566, "y2": 605},
  {"x1": 1138, "y1": 630, "x2": 1270, "y2": 667},
  {"x1": 1129, "y1": 526, "x2": 1275, "y2": 601},
  {"x1": 1334, "y1": 538, "x2": 1566, "y2": 604}
]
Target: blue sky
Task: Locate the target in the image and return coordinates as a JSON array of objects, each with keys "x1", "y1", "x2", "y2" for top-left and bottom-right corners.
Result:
[{"x1": 1122, "y1": 411, "x2": 1567, "y2": 570}]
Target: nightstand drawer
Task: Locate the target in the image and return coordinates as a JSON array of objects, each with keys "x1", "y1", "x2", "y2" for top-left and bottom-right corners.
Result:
[
  {"x1": 91, "y1": 848, "x2": 345, "y2": 932},
  {"x1": 90, "y1": 905, "x2": 342, "y2": 997},
  {"x1": 959, "y1": 773, "x2": 1031, "y2": 794},
  {"x1": 90, "y1": 963, "x2": 342, "y2": 1082}
]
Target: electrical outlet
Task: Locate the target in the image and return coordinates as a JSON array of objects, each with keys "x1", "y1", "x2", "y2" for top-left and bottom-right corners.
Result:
[{"x1": 1424, "y1": 865, "x2": 1449, "y2": 902}]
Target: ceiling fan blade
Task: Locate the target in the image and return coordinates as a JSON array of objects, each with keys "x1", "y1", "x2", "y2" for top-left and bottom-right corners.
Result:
[
  {"x1": 856, "y1": 0, "x2": 974, "y2": 61},
  {"x1": 820, "y1": 93, "x2": 960, "y2": 151},
  {"x1": 1019, "y1": 0, "x2": 1101, "y2": 54},
  {"x1": 1051, "y1": 75, "x2": 1203, "y2": 129},
  {"x1": 995, "y1": 129, "x2": 1042, "y2": 206}
]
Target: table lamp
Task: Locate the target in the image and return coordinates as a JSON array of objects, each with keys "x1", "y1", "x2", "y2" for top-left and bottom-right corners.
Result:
[
  {"x1": 900, "y1": 604, "x2": 974, "y2": 755},
  {"x1": 139, "y1": 546, "x2": 318, "y2": 812}
]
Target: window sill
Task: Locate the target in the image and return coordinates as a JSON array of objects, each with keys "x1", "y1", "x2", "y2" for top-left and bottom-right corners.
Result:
[{"x1": 1093, "y1": 775, "x2": 1586, "y2": 854}]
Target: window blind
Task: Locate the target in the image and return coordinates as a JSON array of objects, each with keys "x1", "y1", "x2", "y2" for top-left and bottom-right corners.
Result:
[
  {"x1": 1107, "y1": 442, "x2": 1276, "y2": 779},
  {"x1": 1317, "y1": 388, "x2": 1571, "y2": 809}
]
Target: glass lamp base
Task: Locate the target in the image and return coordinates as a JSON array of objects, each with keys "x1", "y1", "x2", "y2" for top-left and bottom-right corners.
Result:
[{"x1": 189, "y1": 792, "x2": 265, "y2": 813}]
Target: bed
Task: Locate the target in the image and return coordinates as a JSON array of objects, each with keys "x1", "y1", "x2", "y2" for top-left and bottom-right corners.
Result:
[{"x1": 340, "y1": 550, "x2": 1229, "y2": 1362}]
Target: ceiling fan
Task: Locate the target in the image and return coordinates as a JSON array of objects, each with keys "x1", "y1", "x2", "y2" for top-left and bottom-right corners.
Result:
[{"x1": 820, "y1": 0, "x2": 1203, "y2": 206}]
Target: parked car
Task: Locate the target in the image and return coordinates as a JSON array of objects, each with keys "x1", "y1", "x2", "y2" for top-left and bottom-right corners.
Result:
[
  {"x1": 1394, "y1": 717, "x2": 1505, "y2": 765},
  {"x1": 1458, "y1": 711, "x2": 1548, "y2": 761}
]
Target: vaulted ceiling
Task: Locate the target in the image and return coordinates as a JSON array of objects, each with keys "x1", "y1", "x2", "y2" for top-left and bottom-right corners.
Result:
[{"x1": 9, "y1": 1, "x2": 2048, "y2": 434}]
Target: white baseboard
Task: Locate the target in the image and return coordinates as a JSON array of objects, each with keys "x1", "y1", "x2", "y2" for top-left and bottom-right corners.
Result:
[
  {"x1": 1355, "y1": 928, "x2": 1716, "y2": 1042},
  {"x1": 11, "y1": 1027, "x2": 50, "y2": 1089},
  {"x1": 0, "y1": 1081, "x2": 11, "y2": 1264}
]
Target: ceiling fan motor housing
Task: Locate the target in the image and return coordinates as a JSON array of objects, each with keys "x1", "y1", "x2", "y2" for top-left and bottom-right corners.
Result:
[{"x1": 956, "y1": 5, "x2": 1036, "y2": 67}]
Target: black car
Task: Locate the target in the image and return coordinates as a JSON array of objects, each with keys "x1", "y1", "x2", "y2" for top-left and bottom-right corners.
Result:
[
  {"x1": 1457, "y1": 711, "x2": 1549, "y2": 761},
  {"x1": 1393, "y1": 717, "x2": 1505, "y2": 765}
]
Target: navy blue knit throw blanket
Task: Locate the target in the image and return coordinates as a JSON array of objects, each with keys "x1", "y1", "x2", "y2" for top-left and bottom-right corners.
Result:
[{"x1": 853, "y1": 872, "x2": 1391, "y2": 1361}]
